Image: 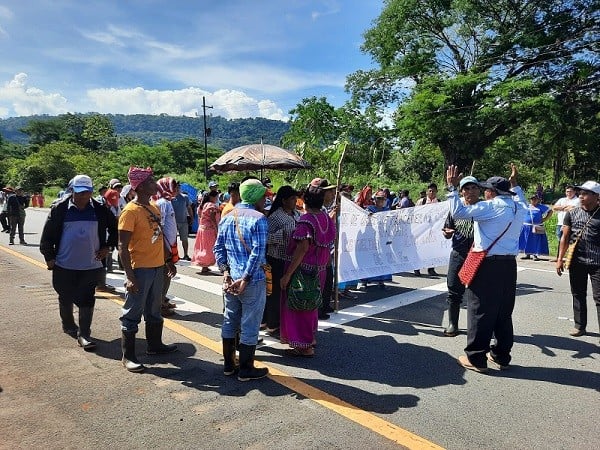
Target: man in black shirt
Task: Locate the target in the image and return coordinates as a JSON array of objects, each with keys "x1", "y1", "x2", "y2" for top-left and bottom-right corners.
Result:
[
  {"x1": 442, "y1": 176, "x2": 480, "y2": 336},
  {"x1": 557, "y1": 180, "x2": 600, "y2": 339}
]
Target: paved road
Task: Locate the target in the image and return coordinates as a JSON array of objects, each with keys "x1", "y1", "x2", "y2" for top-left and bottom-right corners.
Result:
[{"x1": 0, "y1": 207, "x2": 598, "y2": 449}]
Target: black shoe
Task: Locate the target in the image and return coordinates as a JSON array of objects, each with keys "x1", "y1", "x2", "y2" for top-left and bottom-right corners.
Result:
[
  {"x1": 182, "y1": 255, "x2": 191, "y2": 261},
  {"x1": 427, "y1": 268, "x2": 438, "y2": 276},
  {"x1": 318, "y1": 312, "x2": 330, "y2": 320},
  {"x1": 413, "y1": 270, "x2": 421, "y2": 277}
]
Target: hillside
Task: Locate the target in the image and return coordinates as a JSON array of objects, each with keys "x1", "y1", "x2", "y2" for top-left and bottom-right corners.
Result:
[{"x1": 0, "y1": 113, "x2": 290, "y2": 150}]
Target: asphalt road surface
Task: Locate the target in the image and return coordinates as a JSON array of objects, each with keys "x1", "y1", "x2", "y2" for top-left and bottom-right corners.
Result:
[{"x1": 0, "y1": 207, "x2": 598, "y2": 449}]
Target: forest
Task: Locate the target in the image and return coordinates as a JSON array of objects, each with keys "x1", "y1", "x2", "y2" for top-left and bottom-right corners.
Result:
[{"x1": 0, "y1": 0, "x2": 598, "y2": 198}]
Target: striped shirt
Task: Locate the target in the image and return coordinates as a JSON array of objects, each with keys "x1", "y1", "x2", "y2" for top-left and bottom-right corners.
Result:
[
  {"x1": 214, "y1": 203, "x2": 268, "y2": 282},
  {"x1": 267, "y1": 207, "x2": 300, "y2": 260},
  {"x1": 564, "y1": 206, "x2": 600, "y2": 266}
]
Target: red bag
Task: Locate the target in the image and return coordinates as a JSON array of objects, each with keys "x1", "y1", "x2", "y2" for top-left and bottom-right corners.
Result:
[
  {"x1": 169, "y1": 242, "x2": 180, "y2": 264},
  {"x1": 458, "y1": 250, "x2": 487, "y2": 287},
  {"x1": 458, "y1": 218, "x2": 514, "y2": 288}
]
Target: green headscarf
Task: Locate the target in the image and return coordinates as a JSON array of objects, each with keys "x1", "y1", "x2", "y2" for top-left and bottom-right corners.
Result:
[{"x1": 239, "y1": 179, "x2": 266, "y2": 204}]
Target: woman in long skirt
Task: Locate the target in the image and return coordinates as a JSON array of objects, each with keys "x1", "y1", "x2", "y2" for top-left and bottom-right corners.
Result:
[
  {"x1": 192, "y1": 190, "x2": 220, "y2": 272},
  {"x1": 280, "y1": 183, "x2": 336, "y2": 357}
]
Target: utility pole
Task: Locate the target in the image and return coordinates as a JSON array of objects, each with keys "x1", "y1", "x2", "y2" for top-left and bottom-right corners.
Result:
[{"x1": 202, "y1": 96, "x2": 213, "y2": 180}]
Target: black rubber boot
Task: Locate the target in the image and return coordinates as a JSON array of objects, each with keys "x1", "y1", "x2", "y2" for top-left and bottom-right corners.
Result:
[
  {"x1": 222, "y1": 338, "x2": 238, "y2": 376},
  {"x1": 121, "y1": 331, "x2": 145, "y2": 373},
  {"x1": 444, "y1": 302, "x2": 461, "y2": 337},
  {"x1": 77, "y1": 306, "x2": 97, "y2": 351},
  {"x1": 145, "y1": 322, "x2": 177, "y2": 355},
  {"x1": 237, "y1": 343, "x2": 268, "y2": 381}
]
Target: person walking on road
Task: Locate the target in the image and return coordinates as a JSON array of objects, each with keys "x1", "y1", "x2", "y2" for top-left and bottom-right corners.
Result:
[
  {"x1": 214, "y1": 178, "x2": 269, "y2": 381},
  {"x1": 118, "y1": 167, "x2": 178, "y2": 373},
  {"x1": 551, "y1": 185, "x2": 580, "y2": 261},
  {"x1": 446, "y1": 164, "x2": 528, "y2": 372},
  {"x1": 441, "y1": 176, "x2": 480, "y2": 337},
  {"x1": 171, "y1": 183, "x2": 193, "y2": 261},
  {"x1": 7, "y1": 186, "x2": 29, "y2": 245},
  {"x1": 556, "y1": 180, "x2": 600, "y2": 339},
  {"x1": 40, "y1": 175, "x2": 118, "y2": 351}
]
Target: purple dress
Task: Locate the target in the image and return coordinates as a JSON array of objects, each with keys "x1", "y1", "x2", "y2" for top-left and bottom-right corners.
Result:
[{"x1": 280, "y1": 211, "x2": 336, "y2": 349}]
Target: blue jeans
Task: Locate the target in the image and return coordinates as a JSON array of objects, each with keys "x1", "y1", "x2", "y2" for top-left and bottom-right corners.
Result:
[
  {"x1": 120, "y1": 267, "x2": 164, "y2": 332},
  {"x1": 222, "y1": 279, "x2": 266, "y2": 345},
  {"x1": 556, "y1": 225, "x2": 562, "y2": 239}
]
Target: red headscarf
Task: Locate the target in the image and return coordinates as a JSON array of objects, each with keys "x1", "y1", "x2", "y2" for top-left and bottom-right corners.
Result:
[
  {"x1": 355, "y1": 185, "x2": 374, "y2": 208},
  {"x1": 153, "y1": 177, "x2": 177, "y2": 201},
  {"x1": 127, "y1": 166, "x2": 153, "y2": 190}
]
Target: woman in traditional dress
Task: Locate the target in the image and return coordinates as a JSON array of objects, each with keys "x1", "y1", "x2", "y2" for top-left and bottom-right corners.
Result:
[
  {"x1": 192, "y1": 190, "x2": 220, "y2": 272},
  {"x1": 264, "y1": 186, "x2": 300, "y2": 336},
  {"x1": 280, "y1": 183, "x2": 336, "y2": 357},
  {"x1": 519, "y1": 194, "x2": 552, "y2": 260}
]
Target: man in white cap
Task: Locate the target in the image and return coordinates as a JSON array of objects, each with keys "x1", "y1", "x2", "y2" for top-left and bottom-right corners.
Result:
[
  {"x1": 441, "y1": 175, "x2": 480, "y2": 337},
  {"x1": 40, "y1": 175, "x2": 118, "y2": 351},
  {"x1": 556, "y1": 180, "x2": 600, "y2": 339}
]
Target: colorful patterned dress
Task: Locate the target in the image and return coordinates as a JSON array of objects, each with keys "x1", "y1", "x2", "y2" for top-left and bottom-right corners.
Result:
[{"x1": 280, "y1": 211, "x2": 336, "y2": 349}]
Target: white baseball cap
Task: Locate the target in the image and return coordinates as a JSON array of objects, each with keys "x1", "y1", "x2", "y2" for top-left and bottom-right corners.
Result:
[
  {"x1": 72, "y1": 175, "x2": 93, "y2": 193},
  {"x1": 575, "y1": 181, "x2": 600, "y2": 194}
]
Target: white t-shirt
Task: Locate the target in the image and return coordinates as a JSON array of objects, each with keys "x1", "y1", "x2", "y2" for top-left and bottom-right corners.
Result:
[{"x1": 554, "y1": 196, "x2": 580, "y2": 225}]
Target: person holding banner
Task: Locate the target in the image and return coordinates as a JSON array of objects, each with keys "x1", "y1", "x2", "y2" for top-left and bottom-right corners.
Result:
[
  {"x1": 446, "y1": 164, "x2": 528, "y2": 373},
  {"x1": 356, "y1": 190, "x2": 392, "y2": 291},
  {"x1": 441, "y1": 176, "x2": 480, "y2": 337}
]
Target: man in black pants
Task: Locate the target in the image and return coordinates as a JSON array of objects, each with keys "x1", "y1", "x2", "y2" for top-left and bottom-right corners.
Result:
[
  {"x1": 446, "y1": 164, "x2": 528, "y2": 372},
  {"x1": 441, "y1": 176, "x2": 480, "y2": 336},
  {"x1": 40, "y1": 175, "x2": 118, "y2": 351},
  {"x1": 556, "y1": 180, "x2": 600, "y2": 339}
]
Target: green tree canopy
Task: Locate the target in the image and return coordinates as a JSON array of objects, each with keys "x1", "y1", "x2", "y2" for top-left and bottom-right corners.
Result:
[{"x1": 347, "y1": 0, "x2": 599, "y2": 182}]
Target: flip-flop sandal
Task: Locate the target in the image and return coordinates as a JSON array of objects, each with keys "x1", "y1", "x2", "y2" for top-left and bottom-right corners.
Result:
[{"x1": 284, "y1": 348, "x2": 315, "y2": 358}]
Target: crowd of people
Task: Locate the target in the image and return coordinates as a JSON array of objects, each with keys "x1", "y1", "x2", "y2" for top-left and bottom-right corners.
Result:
[{"x1": 2, "y1": 163, "x2": 598, "y2": 379}]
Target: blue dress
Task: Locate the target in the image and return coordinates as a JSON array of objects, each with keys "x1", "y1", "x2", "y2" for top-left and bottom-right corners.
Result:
[{"x1": 519, "y1": 203, "x2": 550, "y2": 255}]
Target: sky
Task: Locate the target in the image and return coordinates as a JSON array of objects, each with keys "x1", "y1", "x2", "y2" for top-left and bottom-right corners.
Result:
[{"x1": 0, "y1": 1, "x2": 383, "y2": 121}]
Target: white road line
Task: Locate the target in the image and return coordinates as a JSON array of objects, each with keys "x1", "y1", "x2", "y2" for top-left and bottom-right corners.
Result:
[{"x1": 105, "y1": 266, "x2": 536, "y2": 332}]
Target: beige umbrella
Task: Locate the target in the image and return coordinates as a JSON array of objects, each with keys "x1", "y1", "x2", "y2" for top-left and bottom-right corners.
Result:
[{"x1": 208, "y1": 143, "x2": 311, "y2": 174}]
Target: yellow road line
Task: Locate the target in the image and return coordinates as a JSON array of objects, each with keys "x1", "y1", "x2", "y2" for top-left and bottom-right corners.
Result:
[{"x1": 2, "y1": 244, "x2": 444, "y2": 449}]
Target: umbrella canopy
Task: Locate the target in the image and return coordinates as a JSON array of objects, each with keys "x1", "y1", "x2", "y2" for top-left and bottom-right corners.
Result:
[{"x1": 208, "y1": 143, "x2": 311, "y2": 173}]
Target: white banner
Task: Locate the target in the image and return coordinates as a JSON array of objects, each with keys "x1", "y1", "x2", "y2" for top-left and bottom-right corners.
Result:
[{"x1": 337, "y1": 196, "x2": 452, "y2": 282}]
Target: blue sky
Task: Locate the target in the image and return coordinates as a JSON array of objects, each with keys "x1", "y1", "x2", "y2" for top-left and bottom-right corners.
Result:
[{"x1": 0, "y1": 1, "x2": 382, "y2": 121}]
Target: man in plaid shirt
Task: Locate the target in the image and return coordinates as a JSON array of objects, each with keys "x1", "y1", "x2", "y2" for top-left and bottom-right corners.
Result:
[{"x1": 214, "y1": 178, "x2": 269, "y2": 381}]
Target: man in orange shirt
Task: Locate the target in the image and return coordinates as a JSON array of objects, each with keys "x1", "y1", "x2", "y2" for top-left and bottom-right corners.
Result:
[{"x1": 118, "y1": 167, "x2": 178, "y2": 372}]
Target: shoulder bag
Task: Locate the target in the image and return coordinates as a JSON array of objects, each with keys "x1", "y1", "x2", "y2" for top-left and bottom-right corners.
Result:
[
  {"x1": 530, "y1": 208, "x2": 546, "y2": 234},
  {"x1": 458, "y1": 217, "x2": 514, "y2": 288},
  {"x1": 233, "y1": 210, "x2": 272, "y2": 295},
  {"x1": 286, "y1": 215, "x2": 322, "y2": 311},
  {"x1": 564, "y1": 208, "x2": 599, "y2": 270}
]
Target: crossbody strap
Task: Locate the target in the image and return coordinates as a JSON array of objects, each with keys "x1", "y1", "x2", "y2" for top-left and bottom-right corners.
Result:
[
  {"x1": 233, "y1": 209, "x2": 251, "y2": 254},
  {"x1": 483, "y1": 203, "x2": 517, "y2": 252},
  {"x1": 571, "y1": 207, "x2": 599, "y2": 245},
  {"x1": 133, "y1": 201, "x2": 164, "y2": 235}
]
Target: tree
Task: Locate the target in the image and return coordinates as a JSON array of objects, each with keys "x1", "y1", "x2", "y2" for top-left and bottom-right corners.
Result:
[
  {"x1": 347, "y1": 0, "x2": 599, "y2": 177},
  {"x1": 20, "y1": 117, "x2": 66, "y2": 147}
]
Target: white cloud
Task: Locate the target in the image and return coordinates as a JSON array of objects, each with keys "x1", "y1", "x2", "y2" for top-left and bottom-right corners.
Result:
[
  {"x1": 0, "y1": 73, "x2": 288, "y2": 120},
  {"x1": 0, "y1": 73, "x2": 68, "y2": 117},
  {"x1": 86, "y1": 86, "x2": 288, "y2": 121}
]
